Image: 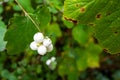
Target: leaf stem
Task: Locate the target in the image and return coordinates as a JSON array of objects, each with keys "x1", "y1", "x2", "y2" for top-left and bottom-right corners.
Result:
[{"x1": 15, "y1": 0, "x2": 41, "y2": 31}]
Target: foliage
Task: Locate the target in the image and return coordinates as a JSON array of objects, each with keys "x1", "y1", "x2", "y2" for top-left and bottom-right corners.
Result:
[
  {"x1": 0, "y1": 0, "x2": 120, "y2": 80},
  {"x1": 64, "y1": 0, "x2": 120, "y2": 54}
]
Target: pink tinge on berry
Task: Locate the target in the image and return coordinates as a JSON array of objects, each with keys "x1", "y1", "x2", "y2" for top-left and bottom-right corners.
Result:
[
  {"x1": 30, "y1": 41, "x2": 38, "y2": 50},
  {"x1": 33, "y1": 32, "x2": 44, "y2": 43},
  {"x1": 37, "y1": 45, "x2": 47, "y2": 55}
]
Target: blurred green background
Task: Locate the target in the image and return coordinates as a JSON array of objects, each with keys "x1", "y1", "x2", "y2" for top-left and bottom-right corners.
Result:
[{"x1": 0, "y1": 0, "x2": 120, "y2": 80}]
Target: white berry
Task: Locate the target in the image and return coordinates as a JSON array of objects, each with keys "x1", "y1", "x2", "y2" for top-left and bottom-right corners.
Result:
[
  {"x1": 46, "y1": 59, "x2": 51, "y2": 66},
  {"x1": 47, "y1": 44, "x2": 53, "y2": 52},
  {"x1": 51, "y1": 57, "x2": 56, "y2": 61},
  {"x1": 33, "y1": 32, "x2": 44, "y2": 43},
  {"x1": 37, "y1": 45, "x2": 47, "y2": 55},
  {"x1": 30, "y1": 41, "x2": 38, "y2": 50},
  {"x1": 43, "y1": 37, "x2": 52, "y2": 47}
]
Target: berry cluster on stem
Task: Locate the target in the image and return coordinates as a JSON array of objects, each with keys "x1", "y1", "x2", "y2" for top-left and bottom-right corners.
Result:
[{"x1": 30, "y1": 32, "x2": 53, "y2": 55}]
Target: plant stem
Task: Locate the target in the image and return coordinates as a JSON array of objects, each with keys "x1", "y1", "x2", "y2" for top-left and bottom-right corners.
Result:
[{"x1": 15, "y1": 0, "x2": 41, "y2": 31}]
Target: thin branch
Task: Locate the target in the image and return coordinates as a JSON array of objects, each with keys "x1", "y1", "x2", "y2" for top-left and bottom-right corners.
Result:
[{"x1": 15, "y1": 0, "x2": 41, "y2": 31}]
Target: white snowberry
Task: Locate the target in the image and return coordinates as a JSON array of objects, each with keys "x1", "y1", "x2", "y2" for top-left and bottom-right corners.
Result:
[
  {"x1": 51, "y1": 57, "x2": 56, "y2": 61},
  {"x1": 33, "y1": 32, "x2": 44, "y2": 43},
  {"x1": 30, "y1": 41, "x2": 38, "y2": 50},
  {"x1": 43, "y1": 37, "x2": 52, "y2": 47},
  {"x1": 47, "y1": 44, "x2": 53, "y2": 52},
  {"x1": 37, "y1": 45, "x2": 47, "y2": 55},
  {"x1": 46, "y1": 59, "x2": 51, "y2": 66},
  {"x1": 46, "y1": 57, "x2": 57, "y2": 70}
]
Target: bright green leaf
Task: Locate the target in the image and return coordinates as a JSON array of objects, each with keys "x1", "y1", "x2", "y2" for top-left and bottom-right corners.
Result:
[{"x1": 63, "y1": 19, "x2": 73, "y2": 29}]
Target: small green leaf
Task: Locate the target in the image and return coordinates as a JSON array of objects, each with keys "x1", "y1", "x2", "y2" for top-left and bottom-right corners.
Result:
[
  {"x1": 87, "y1": 42, "x2": 102, "y2": 68},
  {"x1": 0, "y1": 20, "x2": 7, "y2": 51},
  {"x1": 46, "y1": 23, "x2": 62, "y2": 37},
  {"x1": 72, "y1": 24, "x2": 89, "y2": 45},
  {"x1": 47, "y1": 0, "x2": 63, "y2": 11},
  {"x1": 75, "y1": 48, "x2": 88, "y2": 71},
  {"x1": 4, "y1": 16, "x2": 37, "y2": 55},
  {"x1": 17, "y1": 0, "x2": 34, "y2": 13},
  {"x1": 34, "y1": 6, "x2": 51, "y2": 28},
  {"x1": 63, "y1": 19, "x2": 73, "y2": 29},
  {"x1": 0, "y1": 5, "x2": 3, "y2": 14}
]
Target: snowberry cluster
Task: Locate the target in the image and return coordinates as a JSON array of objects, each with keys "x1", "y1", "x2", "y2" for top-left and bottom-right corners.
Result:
[
  {"x1": 30, "y1": 32, "x2": 53, "y2": 55},
  {"x1": 46, "y1": 57, "x2": 57, "y2": 70}
]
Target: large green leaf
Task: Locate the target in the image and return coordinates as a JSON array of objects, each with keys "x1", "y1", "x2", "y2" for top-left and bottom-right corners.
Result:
[
  {"x1": 94, "y1": 10, "x2": 120, "y2": 54},
  {"x1": 0, "y1": 20, "x2": 7, "y2": 51},
  {"x1": 64, "y1": 0, "x2": 120, "y2": 54},
  {"x1": 4, "y1": 16, "x2": 37, "y2": 54},
  {"x1": 64, "y1": 0, "x2": 107, "y2": 23}
]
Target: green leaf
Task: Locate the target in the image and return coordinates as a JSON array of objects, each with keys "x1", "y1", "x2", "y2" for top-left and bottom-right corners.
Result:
[
  {"x1": 72, "y1": 24, "x2": 89, "y2": 45},
  {"x1": 16, "y1": 1, "x2": 50, "y2": 28},
  {"x1": 1, "y1": 69, "x2": 10, "y2": 79},
  {"x1": 33, "y1": 6, "x2": 51, "y2": 28},
  {"x1": 0, "y1": 5, "x2": 3, "y2": 14},
  {"x1": 47, "y1": 0, "x2": 63, "y2": 11},
  {"x1": 64, "y1": 0, "x2": 109, "y2": 23},
  {"x1": 17, "y1": 0, "x2": 51, "y2": 28},
  {"x1": 17, "y1": 0, "x2": 34, "y2": 13},
  {"x1": 75, "y1": 48, "x2": 88, "y2": 71},
  {"x1": 8, "y1": 74, "x2": 17, "y2": 80},
  {"x1": 4, "y1": 16, "x2": 37, "y2": 55},
  {"x1": 46, "y1": 23, "x2": 62, "y2": 37},
  {"x1": 58, "y1": 57, "x2": 79, "y2": 80},
  {"x1": 64, "y1": 0, "x2": 120, "y2": 54},
  {"x1": 75, "y1": 42, "x2": 102, "y2": 71},
  {"x1": 0, "y1": 20, "x2": 7, "y2": 51},
  {"x1": 63, "y1": 19, "x2": 73, "y2": 29},
  {"x1": 94, "y1": 10, "x2": 120, "y2": 54},
  {"x1": 86, "y1": 42, "x2": 102, "y2": 68}
]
